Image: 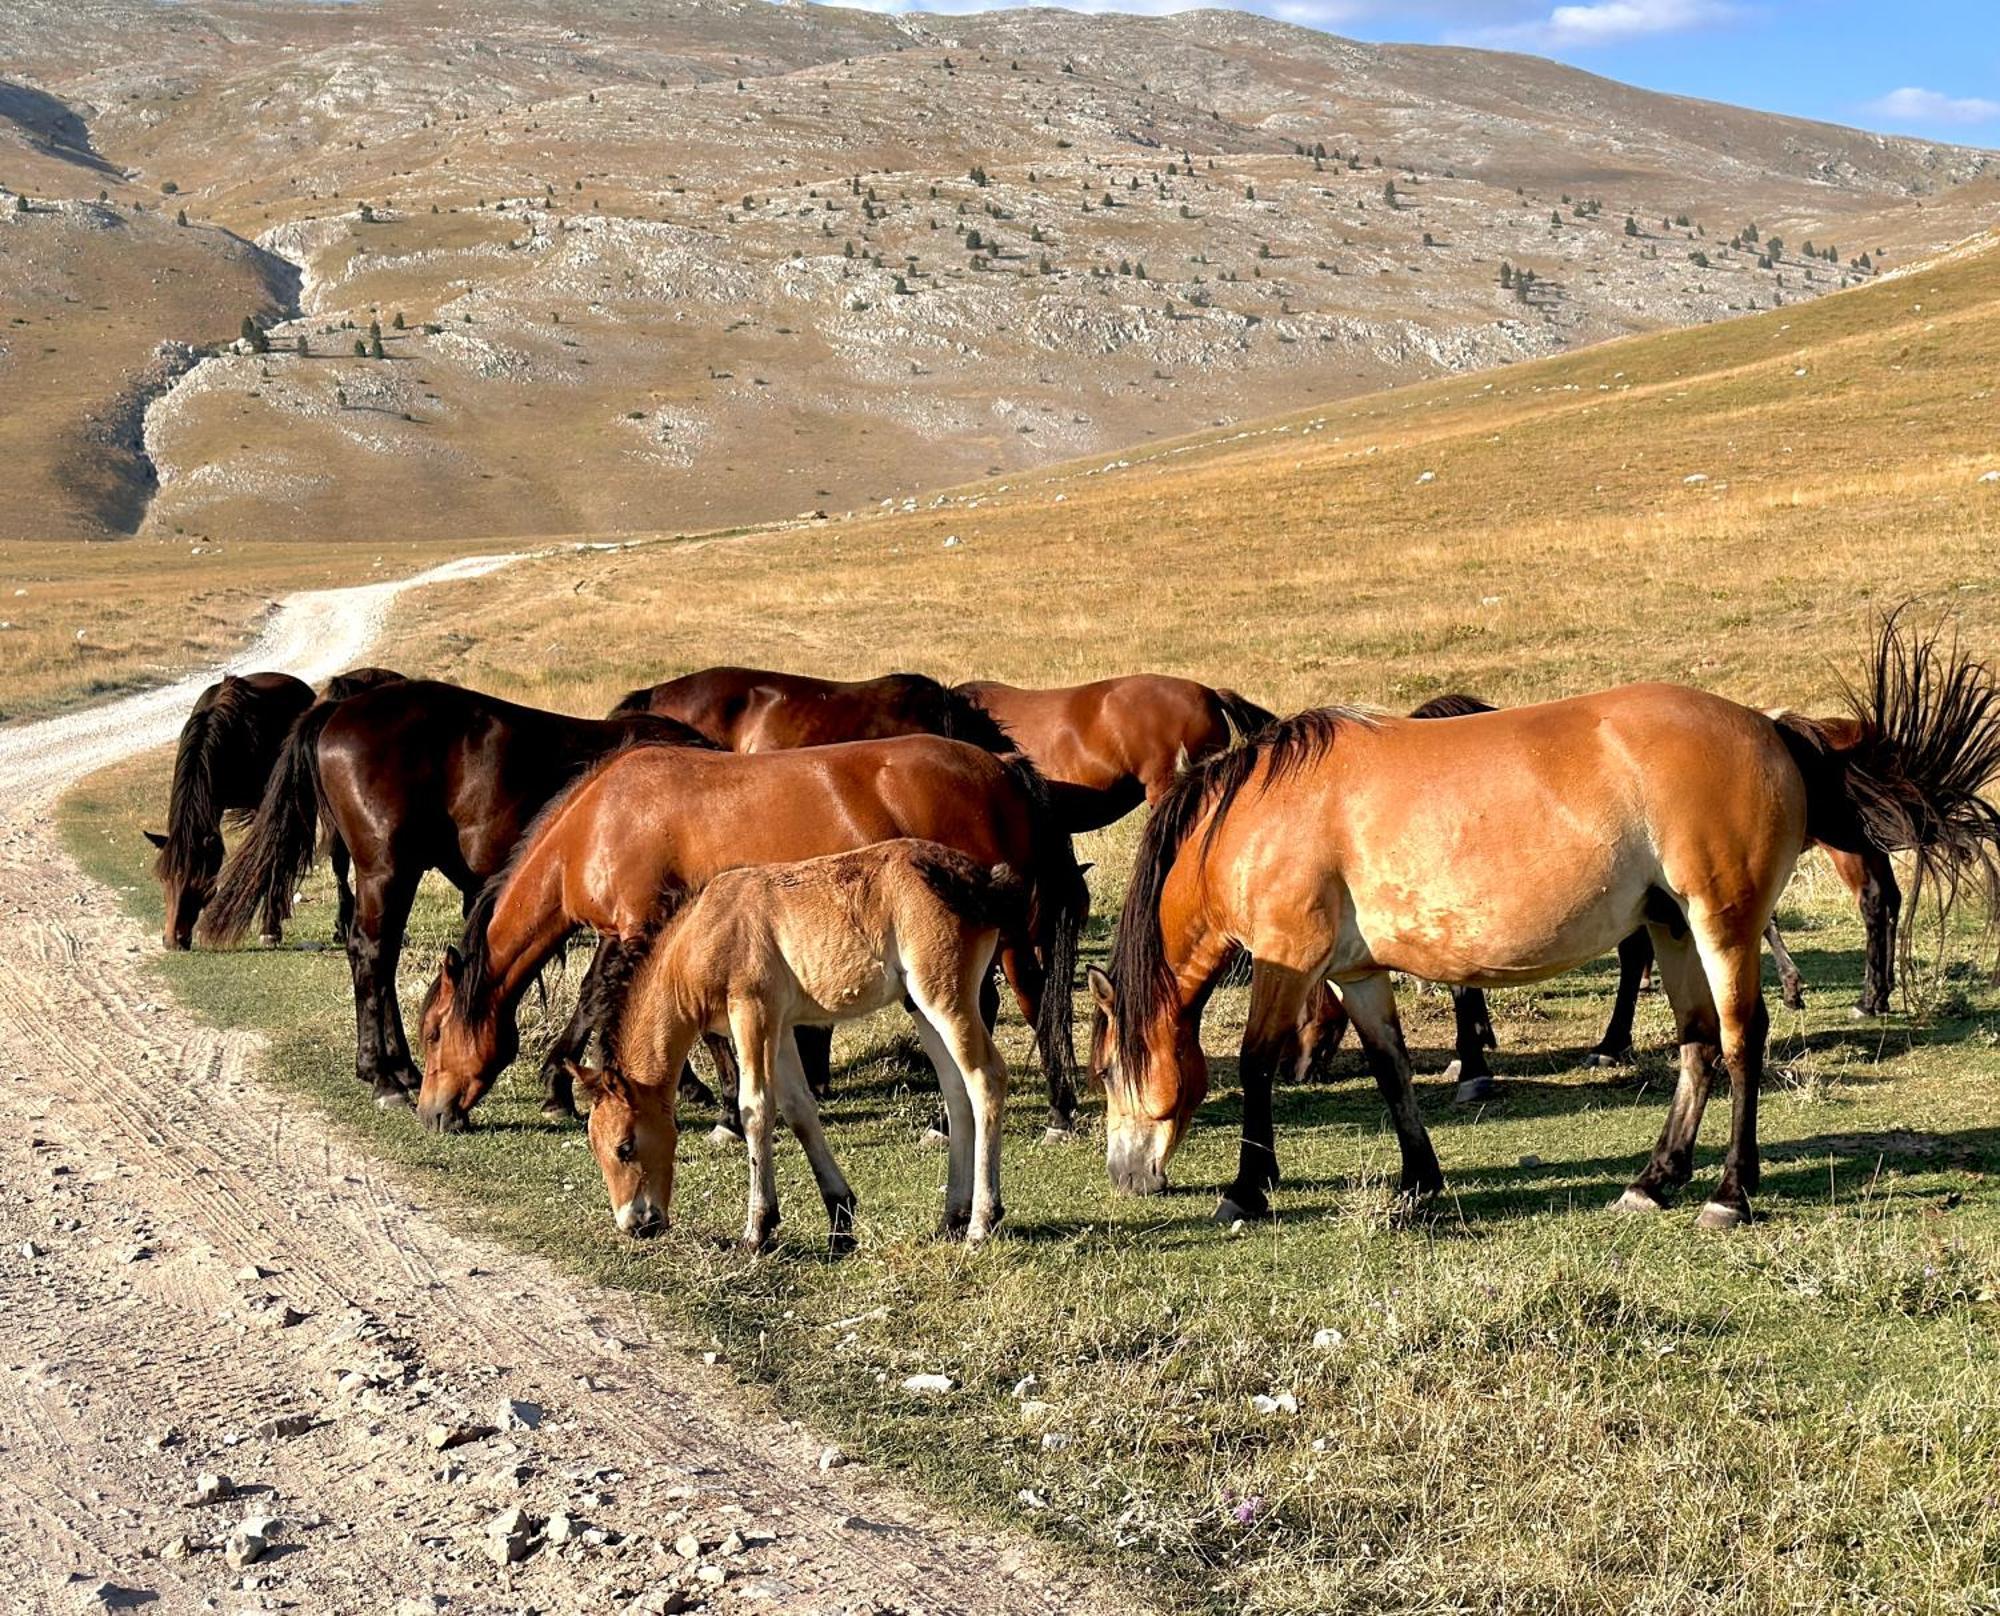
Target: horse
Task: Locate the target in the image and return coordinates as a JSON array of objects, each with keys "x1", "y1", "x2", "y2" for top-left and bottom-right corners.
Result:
[
  {"x1": 613, "y1": 666, "x2": 1014, "y2": 754},
  {"x1": 570, "y1": 840, "x2": 1020, "y2": 1252},
  {"x1": 1088, "y1": 615, "x2": 2000, "y2": 1232},
  {"x1": 145, "y1": 666, "x2": 404, "y2": 950},
  {"x1": 200, "y1": 679, "x2": 714, "y2": 1108},
  {"x1": 1295, "y1": 696, "x2": 1901, "y2": 1099},
  {"x1": 954, "y1": 675, "x2": 1277, "y2": 833},
  {"x1": 413, "y1": 733, "x2": 1088, "y2": 1138}
]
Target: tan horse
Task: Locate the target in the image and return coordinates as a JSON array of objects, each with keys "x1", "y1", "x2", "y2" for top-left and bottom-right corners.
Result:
[
  {"x1": 570, "y1": 841, "x2": 1020, "y2": 1251},
  {"x1": 1090, "y1": 617, "x2": 2000, "y2": 1231}
]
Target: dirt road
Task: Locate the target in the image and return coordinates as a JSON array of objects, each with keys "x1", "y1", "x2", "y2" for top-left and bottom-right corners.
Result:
[{"x1": 0, "y1": 563, "x2": 1133, "y2": 1614}]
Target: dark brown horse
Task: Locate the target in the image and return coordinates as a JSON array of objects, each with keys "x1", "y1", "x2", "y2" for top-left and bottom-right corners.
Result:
[
  {"x1": 146, "y1": 667, "x2": 403, "y2": 950},
  {"x1": 614, "y1": 667, "x2": 1014, "y2": 754},
  {"x1": 955, "y1": 675, "x2": 1276, "y2": 833},
  {"x1": 202, "y1": 679, "x2": 713, "y2": 1107},
  {"x1": 1090, "y1": 616, "x2": 1999, "y2": 1231},
  {"x1": 413, "y1": 735, "x2": 1088, "y2": 1137}
]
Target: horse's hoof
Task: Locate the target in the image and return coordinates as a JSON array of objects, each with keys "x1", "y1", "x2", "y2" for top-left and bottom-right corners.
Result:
[
  {"x1": 828, "y1": 1231, "x2": 858, "y2": 1258},
  {"x1": 1453, "y1": 1074, "x2": 1495, "y2": 1105},
  {"x1": 1042, "y1": 1124, "x2": 1078, "y2": 1145},
  {"x1": 1696, "y1": 1200, "x2": 1749, "y2": 1232},
  {"x1": 1213, "y1": 1195, "x2": 1269, "y2": 1228},
  {"x1": 258, "y1": 933, "x2": 282, "y2": 949},
  {"x1": 1580, "y1": 1049, "x2": 1624, "y2": 1070},
  {"x1": 374, "y1": 1085, "x2": 414, "y2": 1112},
  {"x1": 1610, "y1": 1186, "x2": 1665, "y2": 1214},
  {"x1": 709, "y1": 1124, "x2": 744, "y2": 1148},
  {"x1": 919, "y1": 1127, "x2": 951, "y2": 1150}
]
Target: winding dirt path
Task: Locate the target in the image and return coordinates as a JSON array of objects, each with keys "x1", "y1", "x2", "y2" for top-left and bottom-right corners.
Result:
[{"x1": 0, "y1": 562, "x2": 1134, "y2": 1614}]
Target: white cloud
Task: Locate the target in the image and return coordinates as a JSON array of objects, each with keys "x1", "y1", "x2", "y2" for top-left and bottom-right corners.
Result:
[
  {"x1": 1863, "y1": 87, "x2": 2000, "y2": 128},
  {"x1": 1463, "y1": 0, "x2": 1736, "y2": 49}
]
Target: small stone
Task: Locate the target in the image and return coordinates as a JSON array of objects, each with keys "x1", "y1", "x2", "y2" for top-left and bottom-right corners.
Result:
[
  {"x1": 544, "y1": 1510, "x2": 576, "y2": 1545},
  {"x1": 899, "y1": 1373, "x2": 952, "y2": 1396},
  {"x1": 161, "y1": 1533, "x2": 195, "y2": 1561},
  {"x1": 121, "y1": 1245, "x2": 153, "y2": 1264},
  {"x1": 236, "y1": 1264, "x2": 272, "y2": 1283},
  {"x1": 17, "y1": 1240, "x2": 42, "y2": 1259},
  {"x1": 151, "y1": 1425, "x2": 182, "y2": 1450},
  {"x1": 426, "y1": 1421, "x2": 496, "y2": 1451},
  {"x1": 700, "y1": 1351, "x2": 722, "y2": 1367},
  {"x1": 672, "y1": 1531, "x2": 703, "y2": 1559},
  {"x1": 719, "y1": 1531, "x2": 746, "y2": 1556},
  {"x1": 1311, "y1": 1327, "x2": 1345, "y2": 1351},
  {"x1": 1518, "y1": 1153, "x2": 1543, "y2": 1169},
  {"x1": 222, "y1": 1529, "x2": 266, "y2": 1569},
  {"x1": 262, "y1": 1304, "x2": 306, "y2": 1329},
  {"x1": 194, "y1": 1473, "x2": 234, "y2": 1504},
  {"x1": 1250, "y1": 1391, "x2": 1300, "y2": 1416},
  {"x1": 484, "y1": 1506, "x2": 537, "y2": 1564},
  {"x1": 257, "y1": 1412, "x2": 314, "y2": 1440},
  {"x1": 694, "y1": 1565, "x2": 728, "y2": 1586},
  {"x1": 815, "y1": 1445, "x2": 845, "y2": 1472},
  {"x1": 496, "y1": 1397, "x2": 543, "y2": 1431},
  {"x1": 1017, "y1": 1399, "x2": 1053, "y2": 1424}
]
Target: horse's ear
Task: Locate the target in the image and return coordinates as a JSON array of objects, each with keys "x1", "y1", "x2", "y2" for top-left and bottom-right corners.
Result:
[
  {"x1": 566, "y1": 1059, "x2": 603, "y2": 1103},
  {"x1": 1173, "y1": 744, "x2": 1192, "y2": 777},
  {"x1": 143, "y1": 830, "x2": 169, "y2": 849},
  {"x1": 1086, "y1": 965, "x2": 1117, "y2": 1011},
  {"x1": 441, "y1": 944, "x2": 464, "y2": 982}
]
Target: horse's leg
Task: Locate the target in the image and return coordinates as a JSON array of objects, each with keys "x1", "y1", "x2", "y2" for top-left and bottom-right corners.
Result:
[
  {"x1": 919, "y1": 994, "x2": 1009, "y2": 1244},
  {"x1": 1615, "y1": 921, "x2": 1720, "y2": 1213},
  {"x1": 1694, "y1": 922, "x2": 1769, "y2": 1231},
  {"x1": 1764, "y1": 919, "x2": 1806, "y2": 1011},
  {"x1": 729, "y1": 1006, "x2": 782, "y2": 1252},
  {"x1": 1446, "y1": 986, "x2": 1497, "y2": 1104},
  {"x1": 1217, "y1": 961, "x2": 1318, "y2": 1225},
  {"x1": 1585, "y1": 929, "x2": 1653, "y2": 1066},
  {"x1": 1336, "y1": 972, "x2": 1445, "y2": 1208},
  {"x1": 536, "y1": 937, "x2": 619, "y2": 1122},
  {"x1": 704, "y1": 1033, "x2": 743, "y2": 1142},
  {"x1": 999, "y1": 939, "x2": 1072, "y2": 1141},
  {"x1": 1851, "y1": 848, "x2": 1900, "y2": 1016},
  {"x1": 910, "y1": 1012, "x2": 976, "y2": 1237},
  {"x1": 793, "y1": 1024, "x2": 834, "y2": 1101},
  {"x1": 330, "y1": 837, "x2": 354, "y2": 947},
  {"x1": 772, "y1": 1038, "x2": 857, "y2": 1254},
  {"x1": 345, "y1": 860, "x2": 421, "y2": 1107}
]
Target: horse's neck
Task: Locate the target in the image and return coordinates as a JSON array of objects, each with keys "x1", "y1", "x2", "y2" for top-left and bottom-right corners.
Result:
[
  {"x1": 1163, "y1": 849, "x2": 1236, "y2": 1022},
  {"x1": 485, "y1": 845, "x2": 574, "y2": 1012},
  {"x1": 618, "y1": 926, "x2": 708, "y2": 1084}
]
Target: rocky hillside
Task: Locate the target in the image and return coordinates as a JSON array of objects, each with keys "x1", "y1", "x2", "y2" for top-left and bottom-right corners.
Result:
[{"x1": 2, "y1": 0, "x2": 1992, "y2": 543}]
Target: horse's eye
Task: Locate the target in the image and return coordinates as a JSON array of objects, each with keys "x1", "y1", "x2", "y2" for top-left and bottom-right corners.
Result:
[{"x1": 615, "y1": 1139, "x2": 637, "y2": 1163}]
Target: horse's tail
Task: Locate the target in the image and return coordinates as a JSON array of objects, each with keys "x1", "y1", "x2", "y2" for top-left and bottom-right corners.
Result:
[
  {"x1": 1001, "y1": 752, "x2": 1089, "y2": 1088},
  {"x1": 1212, "y1": 686, "x2": 1278, "y2": 744},
  {"x1": 1778, "y1": 610, "x2": 2000, "y2": 968},
  {"x1": 201, "y1": 697, "x2": 339, "y2": 945},
  {"x1": 909, "y1": 844, "x2": 1028, "y2": 933},
  {"x1": 156, "y1": 679, "x2": 233, "y2": 888},
  {"x1": 1409, "y1": 692, "x2": 1496, "y2": 720}
]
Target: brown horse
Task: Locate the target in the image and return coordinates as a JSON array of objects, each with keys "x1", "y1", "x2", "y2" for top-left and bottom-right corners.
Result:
[
  {"x1": 202, "y1": 679, "x2": 713, "y2": 1106},
  {"x1": 613, "y1": 667, "x2": 1014, "y2": 754},
  {"x1": 1090, "y1": 617, "x2": 2000, "y2": 1231},
  {"x1": 414, "y1": 735, "x2": 1087, "y2": 1136},
  {"x1": 571, "y1": 841, "x2": 1020, "y2": 1251},
  {"x1": 955, "y1": 675, "x2": 1276, "y2": 833},
  {"x1": 145, "y1": 666, "x2": 403, "y2": 950}
]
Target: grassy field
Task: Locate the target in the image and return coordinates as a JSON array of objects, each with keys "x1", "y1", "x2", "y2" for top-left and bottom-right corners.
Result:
[{"x1": 58, "y1": 233, "x2": 2000, "y2": 1613}]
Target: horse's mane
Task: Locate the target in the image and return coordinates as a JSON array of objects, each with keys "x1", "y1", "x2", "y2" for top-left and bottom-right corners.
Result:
[
  {"x1": 156, "y1": 678, "x2": 252, "y2": 884},
  {"x1": 448, "y1": 724, "x2": 718, "y2": 1025},
  {"x1": 880, "y1": 672, "x2": 1014, "y2": 753},
  {"x1": 1409, "y1": 692, "x2": 1495, "y2": 720},
  {"x1": 1107, "y1": 706, "x2": 1375, "y2": 1087}
]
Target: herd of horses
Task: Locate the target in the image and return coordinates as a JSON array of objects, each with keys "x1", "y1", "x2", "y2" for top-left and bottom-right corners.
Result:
[{"x1": 150, "y1": 617, "x2": 2000, "y2": 1247}]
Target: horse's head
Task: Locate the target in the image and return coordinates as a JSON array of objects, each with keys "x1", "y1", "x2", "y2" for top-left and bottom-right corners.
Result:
[
  {"x1": 569, "y1": 1061, "x2": 675, "y2": 1237},
  {"x1": 415, "y1": 947, "x2": 517, "y2": 1132},
  {"x1": 1087, "y1": 965, "x2": 1207, "y2": 1196},
  {"x1": 146, "y1": 828, "x2": 221, "y2": 951}
]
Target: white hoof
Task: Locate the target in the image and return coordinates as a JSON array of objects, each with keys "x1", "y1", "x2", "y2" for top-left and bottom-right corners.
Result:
[
  {"x1": 1610, "y1": 1186, "x2": 1664, "y2": 1214},
  {"x1": 1696, "y1": 1200, "x2": 1747, "y2": 1232}
]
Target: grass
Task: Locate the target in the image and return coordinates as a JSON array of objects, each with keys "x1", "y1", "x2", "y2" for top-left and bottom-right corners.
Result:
[{"x1": 53, "y1": 235, "x2": 2000, "y2": 1612}]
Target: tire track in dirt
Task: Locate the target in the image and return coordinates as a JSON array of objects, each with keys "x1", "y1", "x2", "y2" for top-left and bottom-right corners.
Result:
[{"x1": 0, "y1": 561, "x2": 1136, "y2": 1614}]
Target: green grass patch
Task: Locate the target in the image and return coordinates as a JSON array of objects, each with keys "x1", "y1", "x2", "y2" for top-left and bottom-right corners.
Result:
[{"x1": 66, "y1": 753, "x2": 2000, "y2": 1614}]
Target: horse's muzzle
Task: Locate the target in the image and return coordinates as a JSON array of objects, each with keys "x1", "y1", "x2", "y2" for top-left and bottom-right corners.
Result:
[
  {"x1": 417, "y1": 1098, "x2": 470, "y2": 1135},
  {"x1": 1106, "y1": 1131, "x2": 1169, "y2": 1197}
]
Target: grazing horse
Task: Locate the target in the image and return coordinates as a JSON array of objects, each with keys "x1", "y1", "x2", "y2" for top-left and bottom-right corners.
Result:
[
  {"x1": 1089, "y1": 616, "x2": 2000, "y2": 1231},
  {"x1": 954, "y1": 675, "x2": 1277, "y2": 833},
  {"x1": 571, "y1": 841, "x2": 1019, "y2": 1251},
  {"x1": 414, "y1": 734, "x2": 1088, "y2": 1137},
  {"x1": 146, "y1": 666, "x2": 404, "y2": 950},
  {"x1": 613, "y1": 667, "x2": 1014, "y2": 754},
  {"x1": 201, "y1": 679, "x2": 713, "y2": 1107}
]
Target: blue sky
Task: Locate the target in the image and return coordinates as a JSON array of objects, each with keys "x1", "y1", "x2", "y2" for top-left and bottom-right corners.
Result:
[{"x1": 828, "y1": 0, "x2": 2000, "y2": 147}]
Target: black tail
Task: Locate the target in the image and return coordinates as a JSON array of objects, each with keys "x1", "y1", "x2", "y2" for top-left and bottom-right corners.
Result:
[
  {"x1": 1409, "y1": 692, "x2": 1496, "y2": 720},
  {"x1": 1000, "y1": 752, "x2": 1089, "y2": 1095},
  {"x1": 910, "y1": 844, "x2": 1029, "y2": 932},
  {"x1": 201, "y1": 698, "x2": 339, "y2": 945},
  {"x1": 155, "y1": 679, "x2": 233, "y2": 892},
  {"x1": 1783, "y1": 610, "x2": 2000, "y2": 970},
  {"x1": 1212, "y1": 686, "x2": 1279, "y2": 744}
]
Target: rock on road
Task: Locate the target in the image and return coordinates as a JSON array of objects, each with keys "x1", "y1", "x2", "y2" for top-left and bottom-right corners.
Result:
[{"x1": 0, "y1": 557, "x2": 1134, "y2": 1614}]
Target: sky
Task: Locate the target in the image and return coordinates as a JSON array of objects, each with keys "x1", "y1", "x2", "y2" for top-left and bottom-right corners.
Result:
[{"x1": 822, "y1": 0, "x2": 2000, "y2": 147}]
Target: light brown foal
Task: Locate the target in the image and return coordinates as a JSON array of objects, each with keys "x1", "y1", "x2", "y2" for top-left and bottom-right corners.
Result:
[{"x1": 572, "y1": 841, "x2": 1019, "y2": 1252}]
